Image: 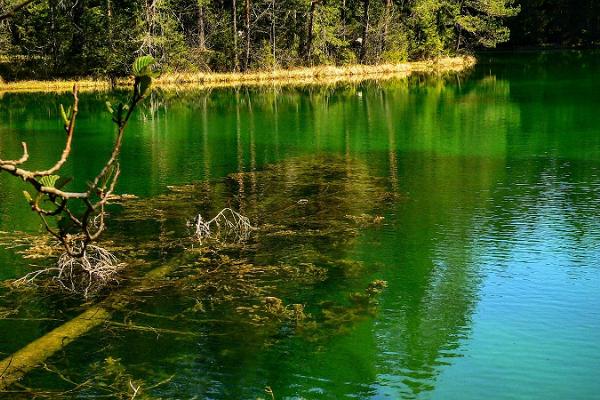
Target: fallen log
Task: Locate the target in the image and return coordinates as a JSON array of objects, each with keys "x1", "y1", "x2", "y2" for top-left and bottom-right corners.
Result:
[{"x1": 0, "y1": 262, "x2": 177, "y2": 390}]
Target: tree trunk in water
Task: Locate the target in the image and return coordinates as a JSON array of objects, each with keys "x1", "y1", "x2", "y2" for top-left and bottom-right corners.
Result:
[
  {"x1": 360, "y1": 0, "x2": 370, "y2": 63},
  {"x1": 0, "y1": 261, "x2": 178, "y2": 391}
]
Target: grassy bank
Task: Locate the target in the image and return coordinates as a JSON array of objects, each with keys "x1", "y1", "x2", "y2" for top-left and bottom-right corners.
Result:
[{"x1": 0, "y1": 56, "x2": 475, "y2": 93}]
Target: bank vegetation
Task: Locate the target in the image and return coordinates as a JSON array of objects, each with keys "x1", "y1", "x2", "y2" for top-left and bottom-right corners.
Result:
[{"x1": 0, "y1": 56, "x2": 475, "y2": 92}]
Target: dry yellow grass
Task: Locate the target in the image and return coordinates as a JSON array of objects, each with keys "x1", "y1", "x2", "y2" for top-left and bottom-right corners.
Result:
[
  {"x1": 0, "y1": 79, "x2": 110, "y2": 93},
  {"x1": 0, "y1": 56, "x2": 475, "y2": 93}
]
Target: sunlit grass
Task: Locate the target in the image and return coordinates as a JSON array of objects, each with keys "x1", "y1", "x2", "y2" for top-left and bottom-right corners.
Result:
[{"x1": 0, "y1": 56, "x2": 475, "y2": 93}]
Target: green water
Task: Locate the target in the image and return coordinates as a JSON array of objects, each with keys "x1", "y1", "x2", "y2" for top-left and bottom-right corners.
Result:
[{"x1": 1, "y1": 51, "x2": 600, "y2": 399}]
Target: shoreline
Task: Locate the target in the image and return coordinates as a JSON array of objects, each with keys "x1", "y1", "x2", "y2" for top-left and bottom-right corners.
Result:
[{"x1": 0, "y1": 56, "x2": 475, "y2": 93}]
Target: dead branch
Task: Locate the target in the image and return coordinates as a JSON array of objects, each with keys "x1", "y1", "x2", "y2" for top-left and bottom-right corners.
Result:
[{"x1": 189, "y1": 208, "x2": 254, "y2": 244}]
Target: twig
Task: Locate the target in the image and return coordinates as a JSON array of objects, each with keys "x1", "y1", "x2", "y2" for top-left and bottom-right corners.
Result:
[
  {"x1": 189, "y1": 208, "x2": 254, "y2": 244},
  {"x1": 129, "y1": 380, "x2": 140, "y2": 399}
]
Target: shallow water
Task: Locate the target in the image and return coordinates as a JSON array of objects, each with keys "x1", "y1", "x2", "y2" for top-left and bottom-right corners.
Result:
[{"x1": 1, "y1": 51, "x2": 600, "y2": 399}]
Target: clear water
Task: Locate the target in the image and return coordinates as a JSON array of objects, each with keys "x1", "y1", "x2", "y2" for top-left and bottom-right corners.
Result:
[{"x1": 1, "y1": 51, "x2": 600, "y2": 399}]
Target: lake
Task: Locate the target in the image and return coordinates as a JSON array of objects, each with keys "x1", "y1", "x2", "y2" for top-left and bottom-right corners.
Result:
[{"x1": 1, "y1": 51, "x2": 600, "y2": 399}]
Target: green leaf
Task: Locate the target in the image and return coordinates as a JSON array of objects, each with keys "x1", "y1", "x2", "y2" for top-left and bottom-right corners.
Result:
[
  {"x1": 59, "y1": 104, "x2": 69, "y2": 126},
  {"x1": 22, "y1": 191, "x2": 33, "y2": 204},
  {"x1": 132, "y1": 55, "x2": 155, "y2": 77},
  {"x1": 40, "y1": 175, "x2": 60, "y2": 188},
  {"x1": 105, "y1": 101, "x2": 114, "y2": 115}
]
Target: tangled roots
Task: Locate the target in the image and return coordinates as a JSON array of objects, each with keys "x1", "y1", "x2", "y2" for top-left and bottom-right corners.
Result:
[
  {"x1": 189, "y1": 208, "x2": 254, "y2": 244},
  {"x1": 16, "y1": 243, "x2": 121, "y2": 298}
]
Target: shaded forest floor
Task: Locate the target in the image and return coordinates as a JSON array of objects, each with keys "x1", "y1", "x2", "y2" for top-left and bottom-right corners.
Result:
[{"x1": 0, "y1": 56, "x2": 475, "y2": 93}]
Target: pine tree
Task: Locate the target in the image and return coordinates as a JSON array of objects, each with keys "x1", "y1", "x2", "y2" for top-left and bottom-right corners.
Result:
[{"x1": 454, "y1": 0, "x2": 520, "y2": 50}]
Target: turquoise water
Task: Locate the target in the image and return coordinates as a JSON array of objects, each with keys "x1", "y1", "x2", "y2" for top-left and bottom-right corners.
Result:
[{"x1": 1, "y1": 51, "x2": 600, "y2": 398}]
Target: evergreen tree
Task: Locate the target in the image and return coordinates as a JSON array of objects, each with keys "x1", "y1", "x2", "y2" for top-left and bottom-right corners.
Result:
[
  {"x1": 0, "y1": 0, "x2": 526, "y2": 79},
  {"x1": 454, "y1": 0, "x2": 520, "y2": 50}
]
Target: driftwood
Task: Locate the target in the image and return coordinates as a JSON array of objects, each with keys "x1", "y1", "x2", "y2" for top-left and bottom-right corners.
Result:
[{"x1": 0, "y1": 307, "x2": 111, "y2": 390}]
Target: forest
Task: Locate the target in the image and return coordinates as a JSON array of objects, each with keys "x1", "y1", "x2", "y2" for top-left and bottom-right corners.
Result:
[
  {"x1": 0, "y1": 0, "x2": 521, "y2": 79},
  {"x1": 507, "y1": 1, "x2": 600, "y2": 48}
]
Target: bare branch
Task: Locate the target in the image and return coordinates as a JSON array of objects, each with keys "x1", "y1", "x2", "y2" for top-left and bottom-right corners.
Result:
[
  {"x1": 0, "y1": 142, "x2": 29, "y2": 166},
  {"x1": 31, "y1": 85, "x2": 79, "y2": 177}
]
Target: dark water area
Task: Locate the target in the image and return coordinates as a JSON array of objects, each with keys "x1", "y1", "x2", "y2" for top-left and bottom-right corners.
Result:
[{"x1": 1, "y1": 51, "x2": 600, "y2": 399}]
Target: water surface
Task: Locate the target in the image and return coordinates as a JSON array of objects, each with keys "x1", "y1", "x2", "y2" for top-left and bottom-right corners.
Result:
[{"x1": 1, "y1": 51, "x2": 600, "y2": 399}]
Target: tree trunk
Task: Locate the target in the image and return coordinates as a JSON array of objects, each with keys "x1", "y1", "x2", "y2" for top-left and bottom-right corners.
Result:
[
  {"x1": 244, "y1": 0, "x2": 251, "y2": 71},
  {"x1": 232, "y1": 0, "x2": 239, "y2": 71},
  {"x1": 455, "y1": 0, "x2": 465, "y2": 52},
  {"x1": 198, "y1": 1, "x2": 206, "y2": 50},
  {"x1": 304, "y1": 0, "x2": 317, "y2": 63},
  {"x1": 341, "y1": 0, "x2": 346, "y2": 42},
  {"x1": 359, "y1": 0, "x2": 370, "y2": 63},
  {"x1": 382, "y1": 0, "x2": 391, "y2": 53},
  {"x1": 270, "y1": 0, "x2": 276, "y2": 67},
  {"x1": 106, "y1": 0, "x2": 117, "y2": 87},
  {"x1": 0, "y1": 0, "x2": 36, "y2": 21},
  {"x1": 0, "y1": 261, "x2": 179, "y2": 391},
  {"x1": 69, "y1": 0, "x2": 86, "y2": 66},
  {"x1": 50, "y1": 0, "x2": 59, "y2": 73}
]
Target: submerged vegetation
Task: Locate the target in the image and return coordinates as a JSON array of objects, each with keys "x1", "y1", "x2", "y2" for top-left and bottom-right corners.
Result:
[{"x1": 0, "y1": 156, "x2": 390, "y2": 394}]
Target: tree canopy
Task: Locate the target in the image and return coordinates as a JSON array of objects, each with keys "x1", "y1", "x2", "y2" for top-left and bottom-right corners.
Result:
[{"x1": 0, "y1": 0, "x2": 522, "y2": 79}]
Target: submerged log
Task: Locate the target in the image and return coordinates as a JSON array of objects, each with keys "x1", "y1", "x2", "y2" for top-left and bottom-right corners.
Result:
[
  {"x1": 0, "y1": 307, "x2": 111, "y2": 390},
  {"x1": 0, "y1": 262, "x2": 177, "y2": 390}
]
